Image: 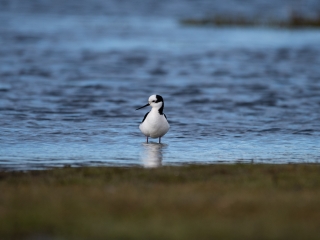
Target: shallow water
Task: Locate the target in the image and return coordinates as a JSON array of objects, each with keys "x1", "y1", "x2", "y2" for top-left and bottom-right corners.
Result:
[{"x1": 0, "y1": 1, "x2": 320, "y2": 170}]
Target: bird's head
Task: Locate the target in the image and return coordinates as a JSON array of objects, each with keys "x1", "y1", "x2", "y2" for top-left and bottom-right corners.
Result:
[{"x1": 136, "y1": 95, "x2": 165, "y2": 114}]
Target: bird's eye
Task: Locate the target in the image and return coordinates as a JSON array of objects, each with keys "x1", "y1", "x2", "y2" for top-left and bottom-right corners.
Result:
[{"x1": 152, "y1": 100, "x2": 156, "y2": 102}]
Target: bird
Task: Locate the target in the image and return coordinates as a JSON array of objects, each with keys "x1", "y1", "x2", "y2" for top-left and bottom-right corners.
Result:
[{"x1": 136, "y1": 95, "x2": 170, "y2": 143}]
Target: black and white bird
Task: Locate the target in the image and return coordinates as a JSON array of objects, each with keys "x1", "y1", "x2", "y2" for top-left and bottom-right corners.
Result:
[{"x1": 136, "y1": 95, "x2": 170, "y2": 143}]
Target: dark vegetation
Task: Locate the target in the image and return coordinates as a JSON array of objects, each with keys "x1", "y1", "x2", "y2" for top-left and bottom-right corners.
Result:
[{"x1": 181, "y1": 13, "x2": 320, "y2": 28}]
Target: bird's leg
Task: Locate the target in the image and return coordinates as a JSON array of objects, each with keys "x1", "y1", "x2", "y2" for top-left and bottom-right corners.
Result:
[
  {"x1": 159, "y1": 137, "x2": 161, "y2": 144},
  {"x1": 146, "y1": 136, "x2": 149, "y2": 143}
]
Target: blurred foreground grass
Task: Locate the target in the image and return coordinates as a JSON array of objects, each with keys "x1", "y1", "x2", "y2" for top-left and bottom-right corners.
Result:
[{"x1": 1, "y1": 164, "x2": 320, "y2": 240}]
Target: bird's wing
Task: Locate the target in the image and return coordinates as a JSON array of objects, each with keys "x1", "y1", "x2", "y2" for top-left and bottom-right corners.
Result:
[
  {"x1": 164, "y1": 114, "x2": 167, "y2": 120},
  {"x1": 141, "y1": 112, "x2": 150, "y2": 123}
]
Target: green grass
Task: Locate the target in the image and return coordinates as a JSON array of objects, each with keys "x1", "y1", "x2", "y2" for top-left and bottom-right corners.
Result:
[{"x1": 1, "y1": 164, "x2": 320, "y2": 239}]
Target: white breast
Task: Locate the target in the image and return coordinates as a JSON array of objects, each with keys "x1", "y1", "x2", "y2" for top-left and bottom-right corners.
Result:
[{"x1": 139, "y1": 109, "x2": 170, "y2": 138}]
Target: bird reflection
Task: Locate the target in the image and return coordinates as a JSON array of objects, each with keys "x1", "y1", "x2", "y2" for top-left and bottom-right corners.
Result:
[{"x1": 140, "y1": 143, "x2": 166, "y2": 168}]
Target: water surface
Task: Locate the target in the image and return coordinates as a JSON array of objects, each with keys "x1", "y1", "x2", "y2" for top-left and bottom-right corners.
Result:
[{"x1": 0, "y1": 0, "x2": 320, "y2": 170}]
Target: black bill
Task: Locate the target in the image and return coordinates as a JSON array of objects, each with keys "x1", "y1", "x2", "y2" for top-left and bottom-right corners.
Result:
[{"x1": 136, "y1": 103, "x2": 149, "y2": 110}]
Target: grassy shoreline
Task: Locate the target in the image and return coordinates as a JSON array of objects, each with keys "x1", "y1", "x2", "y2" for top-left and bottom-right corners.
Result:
[
  {"x1": 181, "y1": 14, "x2": 320, "y2": 28},
  {"x1": 1, "y1": 164, "x2": 320, "y2": 239}
]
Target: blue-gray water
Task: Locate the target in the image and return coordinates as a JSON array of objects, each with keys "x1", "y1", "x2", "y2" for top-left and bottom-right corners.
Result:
[{"x1": 1, "y1": 0, "x2": 320, "y2": 170}]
